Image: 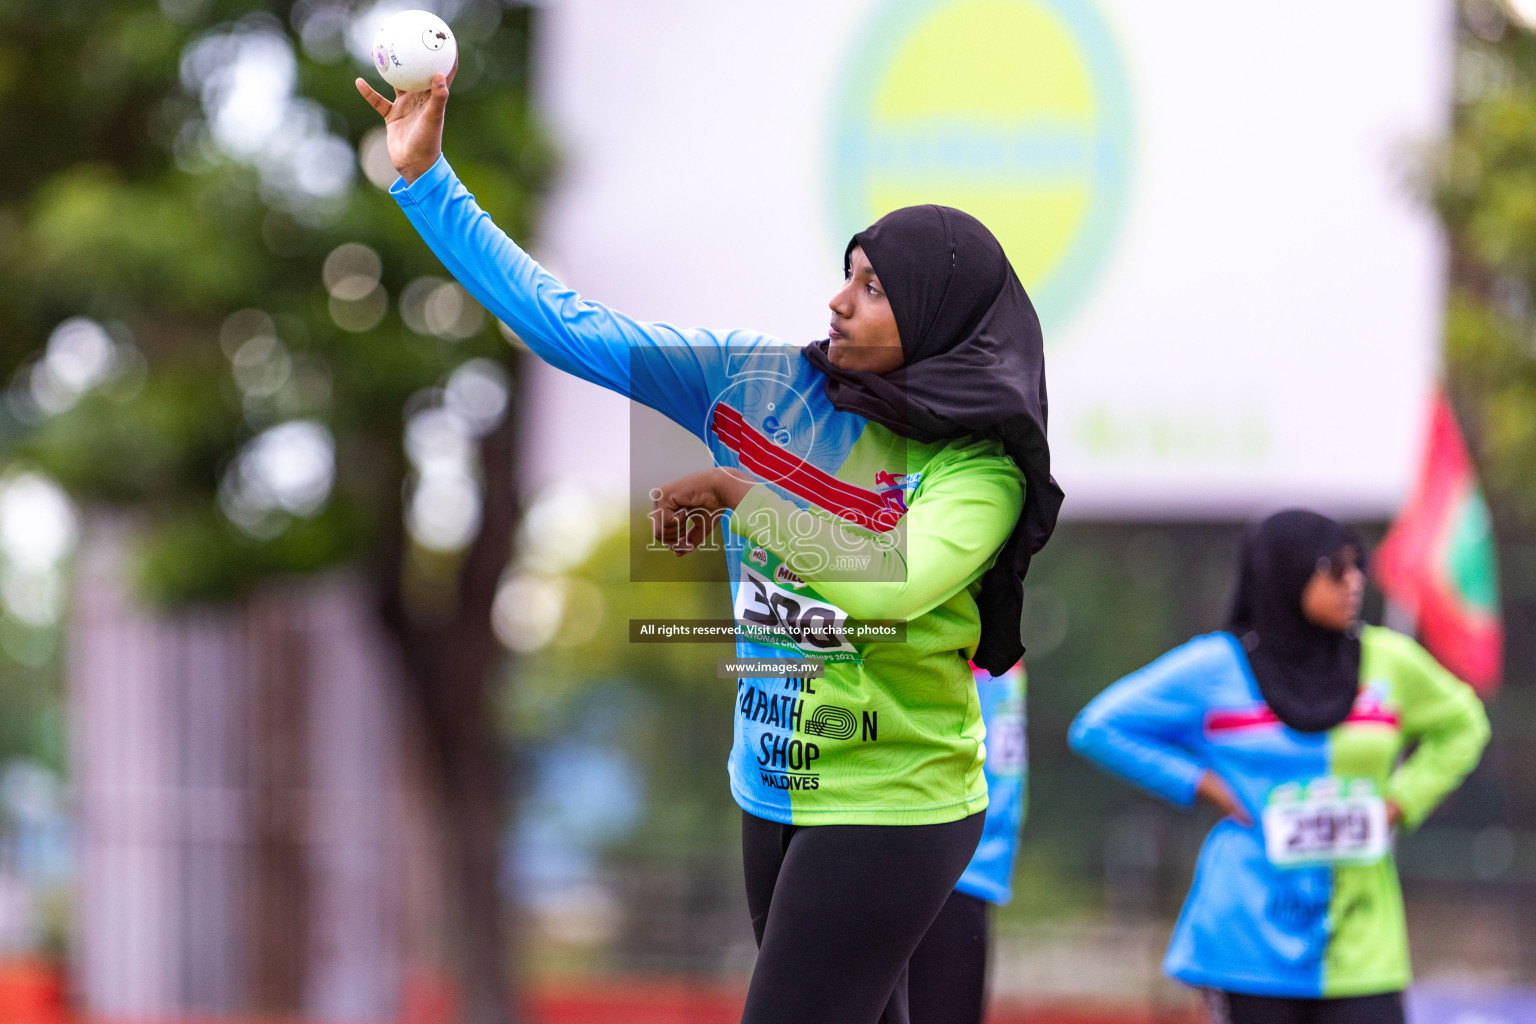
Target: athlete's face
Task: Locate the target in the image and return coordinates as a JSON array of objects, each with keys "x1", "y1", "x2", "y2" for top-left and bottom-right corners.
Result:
[
  {"x1": 1300, "y1": 546, "x2": 1365, "y2": 632},
  {"x1": 828, "y1": 246, "x2": 904, "y2": 375}
]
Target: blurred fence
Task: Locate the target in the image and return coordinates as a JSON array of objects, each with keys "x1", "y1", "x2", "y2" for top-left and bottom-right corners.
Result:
[{"x1": 67, "y1": 520, "x2": 440, "y2": 1022}]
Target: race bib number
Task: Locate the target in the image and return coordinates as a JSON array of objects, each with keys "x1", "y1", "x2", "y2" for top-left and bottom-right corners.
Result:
[
  {"x1": 734, "y1": 561, "x2": 860, "y2": 661},
  {"x1": 1262, "y1": 777, "x2": 1389, "y2": 868}
]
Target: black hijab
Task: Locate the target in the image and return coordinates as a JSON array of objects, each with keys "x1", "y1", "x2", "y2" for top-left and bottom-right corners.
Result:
[
  {"x1": 801, "y1": 205, "x2": 1063, "y2": 675},
  {"x1": 1226, "y1": 510, "x2": 1364, "y2": 733}
]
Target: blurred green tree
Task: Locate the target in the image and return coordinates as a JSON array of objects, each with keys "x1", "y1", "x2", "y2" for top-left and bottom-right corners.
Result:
[
  {"x1": 1434, "y1": 0, "x2": 1536, "y2": 838},
  {"x1": 0, "y1": 2, "x2": 551, "y2": 1021}
]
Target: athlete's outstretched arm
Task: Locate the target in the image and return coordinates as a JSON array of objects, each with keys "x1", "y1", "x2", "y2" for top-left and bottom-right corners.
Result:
[
  {"x1": 357, "y1": 70, "x2": 756, "y2": 438},
  {"x1": 1069, "y1": 645, "x2": 1215, "y2": 809}
]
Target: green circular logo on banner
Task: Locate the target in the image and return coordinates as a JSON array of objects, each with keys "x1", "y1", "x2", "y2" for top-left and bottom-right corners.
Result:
[{"x1": 830, "y1": 0, "x2": 1134, "y2": 333}]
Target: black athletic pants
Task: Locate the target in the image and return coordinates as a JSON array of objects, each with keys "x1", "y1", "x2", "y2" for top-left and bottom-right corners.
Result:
[
  {"x1": 907, "y1": 890, "x2": 990, "y2": 1024},
  {"x1": 740, "y1": 809, "x2": 985, "y2": 1024},
  {"x1": 1206, "y1": 990, "x2": 1406, "y2": 1024}
]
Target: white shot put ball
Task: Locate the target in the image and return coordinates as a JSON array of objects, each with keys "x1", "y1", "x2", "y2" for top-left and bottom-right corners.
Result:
[{"x1": 372, "y1": 10, "x2": 457, "y2": 93}]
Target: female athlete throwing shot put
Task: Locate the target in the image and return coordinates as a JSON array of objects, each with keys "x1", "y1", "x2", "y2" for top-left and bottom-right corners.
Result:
[{"x1": 358, "y1": 68, "x2": 1062, "y2": 1024}]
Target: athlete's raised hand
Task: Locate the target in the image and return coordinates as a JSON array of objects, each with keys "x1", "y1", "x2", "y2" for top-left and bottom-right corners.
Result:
[
  {"x1": 355, "y1": 59, "x2": 457, "y2": 184},
  {"x1": 652, "y1": 467, "x2": 757, "y2": 555}
]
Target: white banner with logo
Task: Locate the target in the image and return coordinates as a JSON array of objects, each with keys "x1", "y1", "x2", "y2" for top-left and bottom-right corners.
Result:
[{"x1": 526, "y1": 0, "x2": 1451, "y2": 517}]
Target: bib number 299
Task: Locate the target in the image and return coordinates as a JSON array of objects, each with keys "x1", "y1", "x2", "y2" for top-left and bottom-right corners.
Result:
[{"x1": 1262, "y1": 778, "x2": 1389, "y2": 868}]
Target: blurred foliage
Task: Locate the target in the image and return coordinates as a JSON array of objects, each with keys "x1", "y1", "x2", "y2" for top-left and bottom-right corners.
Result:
[
  {"x1": 504, "y1": 518, "x2": 741, "y2": 858},
  {"x1": 0, "y1": 3, "x2": 553, "y2": 1004},
  {"x1": 1438, "y1": 4, "x2": 1536, "y2": 520},
  {"x1": 1433, "y1": 0, "x2": 1536, "y2": 842},
  {"x1": 498, "y1": 511, "x2": 750, "y2": 972},
  {"x1": 0, "y1": 0, "x2": 552, "y2": 605}
]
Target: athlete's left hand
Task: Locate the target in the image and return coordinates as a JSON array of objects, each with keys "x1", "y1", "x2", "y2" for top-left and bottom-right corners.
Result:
[
  {"x1": 1386, "y1": 801, "x2": 1404, "y2": 828},
  {"x1": 652, "y1": 467, "x2": 757, "y2": 555}
]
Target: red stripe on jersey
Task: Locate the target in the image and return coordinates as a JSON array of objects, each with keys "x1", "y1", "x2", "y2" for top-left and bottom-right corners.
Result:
[
  {"x1": 1205, "y1": 707, "x2": 1282, "y2": 733},
  {"x1": 1205, "y1": 702, "x2": 1400, "y2": 735},
  {"x1": 710, "y1": 403, "x2": 902, "y2": 533}
]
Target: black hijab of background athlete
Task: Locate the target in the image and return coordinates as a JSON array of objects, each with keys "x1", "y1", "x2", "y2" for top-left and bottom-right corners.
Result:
[
  {"x1": 1226, "y1": 510, "x2": 1364, "y2": 733},
  {"x1": 801, "y1": 205, "x2": 1064, "y2": 675}
]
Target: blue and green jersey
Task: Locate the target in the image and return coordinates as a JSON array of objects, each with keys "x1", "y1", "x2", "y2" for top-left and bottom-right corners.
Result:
[
  {"x1": 393, "y1": 157, "x2": 1025, "y2": 826},
  {"x1": 1069, "y1": 626, "x2": 1489, "y2": 997}
]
